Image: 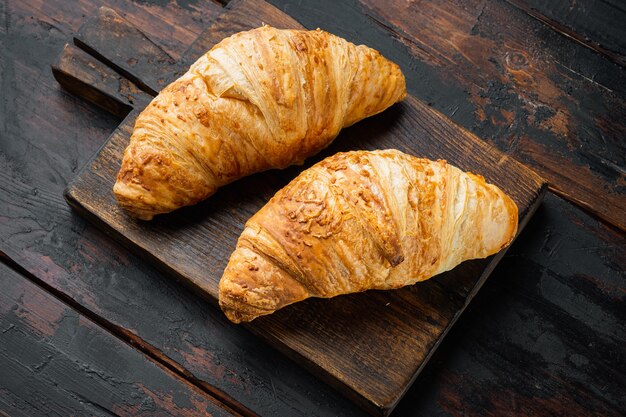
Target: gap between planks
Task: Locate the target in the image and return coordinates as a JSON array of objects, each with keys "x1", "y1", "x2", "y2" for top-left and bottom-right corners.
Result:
[
  {"x1": 0, "y1": 253, "x2": 259, "y2": 417},
  {"x1": 504, "y1": 0, "x2": 626, "y2": 68}
]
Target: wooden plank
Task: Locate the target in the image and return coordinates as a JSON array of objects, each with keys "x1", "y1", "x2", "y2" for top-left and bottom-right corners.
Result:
[
  {"x1": 506, "y1": 0, "x2": 626, "y2": 67},
  {"x1": 0, "y1": 263, "x2": 237, "y2": 417},
  {"x1": 65, "y1": 102, "x2": 545, "y2": 415},
  {"x1": 278, "y1": 0, "x2": 626, "y2": 230},
  {"x1": 61, "y1": 0, "x2": 545, "y2": 414},
  {"x1": 15, "y1": 0, "x2": 224, "y2": 60}
]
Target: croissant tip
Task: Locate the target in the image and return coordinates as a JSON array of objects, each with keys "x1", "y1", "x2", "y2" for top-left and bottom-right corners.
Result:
[
  {"x1": 113, "y1": 185, "x2": 157, "y2": 221},
  {"x1": 222, "y1": 309, "x2": 245, "y2": 324},
  {"x1": 219, "y1": 299, "x2": 263, "y2": 324}
]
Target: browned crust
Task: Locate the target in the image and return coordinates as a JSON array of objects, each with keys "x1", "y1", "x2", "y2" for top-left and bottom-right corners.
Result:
[
  {"x1": 219, "y1": 150, "x2": 519, "y2": 323},
  {"x1": 113, "y1": 26, "x2": 406, "y2": 220}
]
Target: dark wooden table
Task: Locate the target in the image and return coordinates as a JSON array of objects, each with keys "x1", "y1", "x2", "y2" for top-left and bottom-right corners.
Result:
[{"x1": 1, "y1": 0, "x2": 624, "y2": 416}]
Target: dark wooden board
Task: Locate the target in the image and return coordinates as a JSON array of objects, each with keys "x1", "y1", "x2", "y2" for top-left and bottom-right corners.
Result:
[
  {"x1": 1, "y1": 0, "x2": 624, "y2": 416},
  {"x1": 0, "y1": 263, "x2": 237, "y2": 417},
  {"x1": 60, "y1": 0, "x2": 546, "y2": 414}
]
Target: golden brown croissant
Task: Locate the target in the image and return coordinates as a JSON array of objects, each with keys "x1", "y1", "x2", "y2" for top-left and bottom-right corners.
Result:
[
  {"x1": 219, "y1": 150, "x2": 518, "y2": 323},
  {"x1": 114, "y1": 26, "x2": 406, "y2": 220}
]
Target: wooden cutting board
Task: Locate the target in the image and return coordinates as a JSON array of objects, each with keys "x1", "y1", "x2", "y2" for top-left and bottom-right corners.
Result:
[{"x1": 53, "y1": 0, "x2": 546, "y2": 414}]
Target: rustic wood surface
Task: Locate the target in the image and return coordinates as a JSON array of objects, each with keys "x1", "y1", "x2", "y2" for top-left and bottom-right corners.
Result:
[
  {"x1": 0, "y1": 263, "x2": 239, "y2": 417},
  {"x1": 74, "y1": 6, "x2": 177, "y2": 95},
  {"x1": 506, "y1": 0, "x2": 626, "y2": 66},
  {"x1": 52, "y1": 43, "x2": 143, "y2": 118},
  {"x1": 1, "y1": 0, "x2": 624, "y2": 416},
  {"x1": 61, "y1": 0, "x2": 545, "y2": 413}
]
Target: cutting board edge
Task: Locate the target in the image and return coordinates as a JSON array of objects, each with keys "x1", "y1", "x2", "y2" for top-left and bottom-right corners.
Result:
[{"x1": 63, "y1": 183, "x2": 222, "y2": 307}]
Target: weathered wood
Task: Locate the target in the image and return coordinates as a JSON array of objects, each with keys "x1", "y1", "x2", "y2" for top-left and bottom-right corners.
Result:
[
  {"x1": 74, "y1": 7, "x2": 178, "y2": 95},
  {"x1": 2, "y1": 1, "x2": 624, "y2": 417},
  {"x1": 0, "y1": 263, "x2": 237, "y2": 417},
  {"x1": 506, "y1": 0, "x2": 626, "y2": 67},
  {"x1": 13, "y1": 0, "x2": 224, "y2": 60},
  {"x1": 61, "y1": 0, "x2": 545, "y2": 414},
  {"x1": 52, "y1": 43, "x2": 147, "y2": 118},
  {"x1": 282, "y1": 0, "x2": 626, "y2": 230}
]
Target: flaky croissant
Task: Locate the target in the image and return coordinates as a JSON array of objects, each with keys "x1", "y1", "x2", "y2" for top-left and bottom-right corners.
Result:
[
  {"x1": 114, "y1": 26, "x2": 406, "y2": 220},
  {"x1": 219, "y1": 150, "x2": 518, "y2": 323}
]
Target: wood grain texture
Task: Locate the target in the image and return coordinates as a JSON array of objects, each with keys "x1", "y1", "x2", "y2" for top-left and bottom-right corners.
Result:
[
  {"x1": 74, "y1": 6, "x2": 178, "y2": 95},
  {"x1": 52, "y1": 43, "x2": 145, "y2": 118},
  {"x1": 1, "y1": 0, "x2": 624, "y2": 416},
  {"x1": 62, "y1": 0, "x2": 545, "y2": 414},
  {"x1": 1, "y1": 2, "x2": 369, "y2": 416},
  {"x1": 0, "y1": 263, "x2": 237, "y2": 417},
  {"x1": 506, "y1": 0, "x2": 626, "y2": 66},
  {"x1": 274, "y1": 0, "x2": 626, "y2": 230},
  {"x1": 7, "y1": 0, "x2": 224, "y2": 60},
  {"x1": 0, "y1": 170, "x2": 363, "y2": 417}
]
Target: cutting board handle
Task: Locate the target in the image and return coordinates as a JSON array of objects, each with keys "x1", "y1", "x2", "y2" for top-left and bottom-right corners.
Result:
[
  {"x1": 51, "y1": 7, "x2": 179, "y2": 117},
  {"x1": 52, "y1": 44, "x2": 140, "y2": 117}
]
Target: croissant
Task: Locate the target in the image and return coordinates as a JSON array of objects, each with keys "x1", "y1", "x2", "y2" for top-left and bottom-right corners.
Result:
[
  {"x1": 113, "y1": 26, "x2": 406, "y2": 220},
  {"x1": 219, "y1": 150, "x2": 518, "y2": 323}
]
